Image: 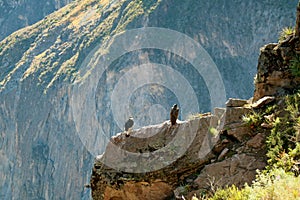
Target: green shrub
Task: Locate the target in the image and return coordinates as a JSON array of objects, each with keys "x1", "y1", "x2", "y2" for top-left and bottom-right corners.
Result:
[
  {"x1": 289, "y1": 55, "x2": 300, "y2": 77},
  {"x1": 265, "y1": 93, "x2": 300, "y2": 171},
  {"x1": 242, "y1": 104, "x2": 276, "y2": 130},
  {"x1": 247, "y1": 168, "x2": 300, "y2": 200},
  {"x1": 242, "y1": 110, "x2": 263, "y2": 129},
  {"x1": 279, "y1": 27, "x2": 294, "y2": 42},
  {"x1": 202, "y1": 93, "x2": 300, "y2": 200},
  {"x1": 199, "y1": 169, "x2": 300, "y2": 200},
  {"x1": 209, "y1": 185, "x2": 250, "y2": 200}
]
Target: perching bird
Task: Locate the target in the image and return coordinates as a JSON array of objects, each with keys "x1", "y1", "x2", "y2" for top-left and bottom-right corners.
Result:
[
  {"x1": 125, "y1": 117, "x2": 134, "y2": 131},
  {"x1": 170, "y1": 104, "x2": 179, "y2": 125}
]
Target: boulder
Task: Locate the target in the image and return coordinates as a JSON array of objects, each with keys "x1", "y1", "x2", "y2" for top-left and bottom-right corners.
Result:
[
  {"x1": 226, "y1": 123, "x2": 252, "y2": 142},
  {"x1": 224, "y1": 107, "x2": 251, "y2": 125},
  {"x1": 225, "y1": 98, "x2": 248, "y2": 107},
  {"x1": 246, "y1": 133, "x2": 265, "y2": 149},
  {"x1": 194, "y1": 154, "x2": 266, "y2": 190},
  {"x1": 251, "y1": 96, "x2": 275, "y2": 109}
]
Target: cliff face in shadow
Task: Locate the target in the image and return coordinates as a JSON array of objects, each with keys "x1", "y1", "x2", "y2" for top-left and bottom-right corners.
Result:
[{"x1": 0, "y1": 0, "x2": 298, "y2": 199}]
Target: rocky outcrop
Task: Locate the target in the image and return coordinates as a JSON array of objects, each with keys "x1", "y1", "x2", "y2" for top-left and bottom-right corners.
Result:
[
  {"x1": 253, "y1": 1, "x2": 300, "y2": 101},
  {"x1": 90, "y1": 99, "x2": 271, "y2": 200},
  {"x1": 253, "y1": 38, "x2": 300, "y2": 101},
  {"x1": 91, "y1": 115, "x2": 217, "y2": 200}
]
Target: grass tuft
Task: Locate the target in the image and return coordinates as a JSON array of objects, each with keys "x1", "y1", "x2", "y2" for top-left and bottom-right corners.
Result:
[{"x1": 279, "y1": 27, "x2": 294, "y2": 42}]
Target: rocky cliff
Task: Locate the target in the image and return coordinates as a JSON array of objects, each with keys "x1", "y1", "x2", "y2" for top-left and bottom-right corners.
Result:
[
  {"x1": 254, "y1": 35, "x2": 300, "y2": 100},
  {"x1": 0, "y1": 0, "x2": 73, "y2": 41},
  {"x1": 90, "y1": 97, "x2": 273, "y2": 200},
  {"x1": 0, "y1": 0, "x2": 298, "y2": 199}
]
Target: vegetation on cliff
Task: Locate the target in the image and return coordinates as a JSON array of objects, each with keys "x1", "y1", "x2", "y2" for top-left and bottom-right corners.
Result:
[
  {"x1": 191, "y1": 3, "x2": 300, "y2": 199},
  {"x1": 201, "y1": 93, "x2": 300, "y2": 200},
  {"x1": 210, "y1": 168, "x2": 300, "y2": 200},
  {"x1": 0, "y1": 0, "x2": 161, "y2": 92}
]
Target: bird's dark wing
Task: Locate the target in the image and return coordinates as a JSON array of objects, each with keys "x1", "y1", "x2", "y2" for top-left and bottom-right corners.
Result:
[{"x1": 125, "y1": 119, "x2": 134, "y2": 131}]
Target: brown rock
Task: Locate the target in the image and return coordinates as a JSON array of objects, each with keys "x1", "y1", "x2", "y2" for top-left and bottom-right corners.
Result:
[
  {"x1": 217, "y1": 148, "x2": 229, "y2": 160},
  {"x1": 263, "y1": 43, "x2": 277, "y2": 51},
  {"x1": 266, "y1": 71, "x2": 289, "y2": 86},
  {"x1": 224, "y1": 107, "x2": 251, "y2": 125},
  {"x1": 251, "y1": 96, "x2": 275, "y2": 109},
  {"x1": 261, "y1": 122, "x2": 273, "y2": 129},
  {"x1": 246, "y1": 133, "x2": 265, "y2": 149},
  {"x1": 214, "y1": 107, "x2": 226, "y2": 117},
  {"x1": 213, "y1": 139, "x2": 231, "y2": 154},
  {"x1": 226, "y1": 123, "x2": 252, "y2": 142},
  {"x1": 254, "y1": 83, "x2": 269, "y2": 100},
  {"x1": 295, "y1": 1, "x2": 300, "y2": 38},
  {"x1": 253, "y1": 38, "x2": 300, "y2": 101},
  {"x1": 103, "y1": 181, "x2": 173, "y2": 200},
  {"x1": 225, "y1": 98, "x2": 248, "y2": 107},
  {"x1": 194, "y1": 154, "x2": 266, "y2": 190}
]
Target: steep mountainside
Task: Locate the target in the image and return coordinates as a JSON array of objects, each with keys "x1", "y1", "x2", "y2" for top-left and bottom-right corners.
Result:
[
  {"x1": 0, "y1": 0, "x2": 73, "y2": 41},
  {"x1": 0, "y1": 0, "x2": 298, "y2": 199}
]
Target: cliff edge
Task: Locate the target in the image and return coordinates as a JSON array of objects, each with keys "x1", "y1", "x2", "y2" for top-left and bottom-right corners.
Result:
[{"x1": 90, "y1": 98, "x2": 273, "y2": 200}]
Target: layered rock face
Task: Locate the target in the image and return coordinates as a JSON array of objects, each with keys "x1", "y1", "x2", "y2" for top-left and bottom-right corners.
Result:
[{"x1": 254, "y1": 37, "x2": 300, "y2": 101}]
